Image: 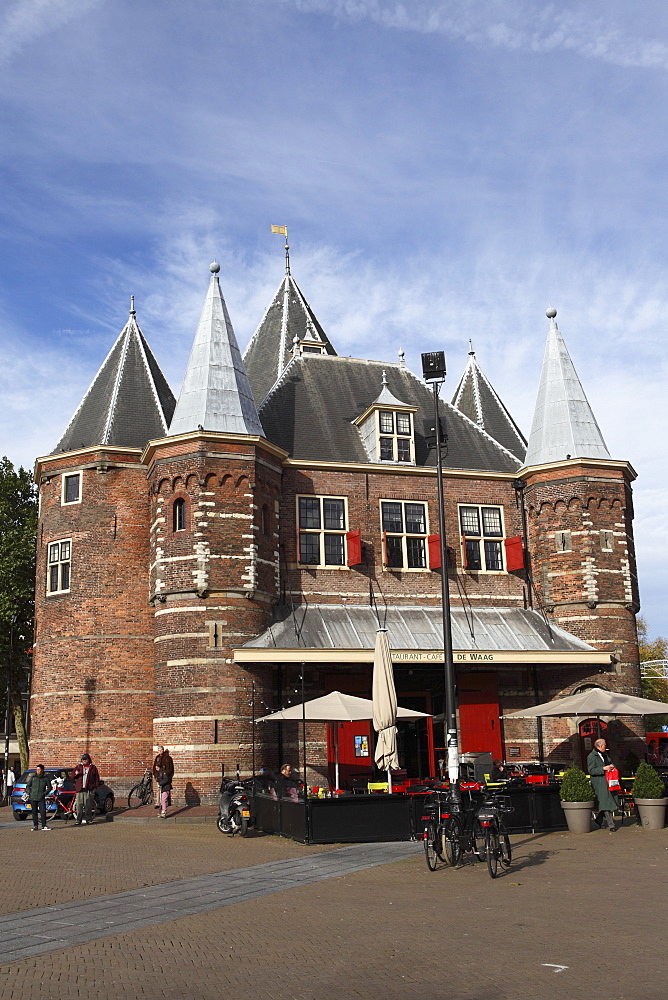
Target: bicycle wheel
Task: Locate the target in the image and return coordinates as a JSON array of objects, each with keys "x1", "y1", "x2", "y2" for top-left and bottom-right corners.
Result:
[
  {"x1": 472, "y1": 818, "x2": 486, "y2": 862},
  {"x1": 424, "y1": 820, "x2": 440, "y2": 871},
  {"x1": 442, "y1": 815, "x2": 462, "y2": 867},
  {"x1": 500, "y1": 828, "x2": 512, "y2": 868},
  {"x1": 127, "y1": 784, "x2": 148, "y2": 809},
  {"x1": 485, "y1": 826, "x2": 499, "y2": 878}
]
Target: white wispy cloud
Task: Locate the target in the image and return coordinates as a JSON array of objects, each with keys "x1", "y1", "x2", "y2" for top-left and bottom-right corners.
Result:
[
  {"x1": 276, "y1": 0, "x2": 668, "y2": 71},
  {"x1": 0, "y1": 0, "x2": 101, "y2": 65}
]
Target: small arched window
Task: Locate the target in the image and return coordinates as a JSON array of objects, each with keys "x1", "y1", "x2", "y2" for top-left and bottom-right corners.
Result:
[{"x1": 173, "y1": 498, "x2": 186, "y2": 532}]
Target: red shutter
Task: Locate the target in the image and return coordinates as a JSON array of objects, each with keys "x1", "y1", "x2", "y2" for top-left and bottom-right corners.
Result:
[
  {"x1": 346, "y1": 529, "x2": 362, "y2": 566},
  {"x1": 504, "y1": 535, "x2": 525, "y2": 571},
  {"x1": 461, "y1": 534, "x2": 468, "y2": 569},
  {"x1": 428, "y1": 534, "x2": 441, "y2": 569}
]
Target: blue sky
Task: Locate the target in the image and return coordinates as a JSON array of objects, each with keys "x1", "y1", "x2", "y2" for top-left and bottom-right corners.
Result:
[{"x1": 1, "y1": 0, "x2": 667, "y2": 637}]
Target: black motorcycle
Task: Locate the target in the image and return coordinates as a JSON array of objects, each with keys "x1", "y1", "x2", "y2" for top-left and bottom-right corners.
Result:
[{"x1": 216, "y1": 776, "x2": 254, "y2": 836}]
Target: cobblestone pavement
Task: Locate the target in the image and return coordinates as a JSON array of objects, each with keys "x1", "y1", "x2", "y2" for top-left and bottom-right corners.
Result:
[{"x1": 1, "y1": 815, "x2": 666, "y2": 1000}]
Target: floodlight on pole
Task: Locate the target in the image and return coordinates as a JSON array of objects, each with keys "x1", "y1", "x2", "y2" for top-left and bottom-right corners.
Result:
[{"x1": 421, "y1": 352, "x2": 459, "y2": 791}]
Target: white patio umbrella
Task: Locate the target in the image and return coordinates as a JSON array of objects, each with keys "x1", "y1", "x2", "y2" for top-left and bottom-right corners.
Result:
[
  {"x1": 372, "y1": 628, "x2": 399, "y2": 792},
  {"x1": 502, "y1": 687, "x2": 668, "y2": 719},
  {"x1": 258, "y1": 689, "x2": 427, "y2": 789}
]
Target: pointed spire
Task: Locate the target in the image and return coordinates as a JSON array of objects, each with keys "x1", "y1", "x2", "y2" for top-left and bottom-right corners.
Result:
[
  {"x1": 370, "y1": 370, "x2": 411, "y2": 409},
  {"x1": 169, "y1": 263, "x2": 264, "y2": 438},
  {"x1": 243, "y1": 271, "x2": 337, "y2": 407},
  {"x1": 451, "y1": 348, "x2": 527, "y2": 462},
  {"x1": 53, "y1": 305, "x2": 176, "y2": 454},
  {"x1": 524, "y1": 308, "x2": 610, "y2": 466}
]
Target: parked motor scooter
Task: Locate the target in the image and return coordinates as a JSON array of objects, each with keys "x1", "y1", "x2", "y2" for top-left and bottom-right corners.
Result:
[{"x1": 217, "y1": 775, "x2": 253, "y2": 836}]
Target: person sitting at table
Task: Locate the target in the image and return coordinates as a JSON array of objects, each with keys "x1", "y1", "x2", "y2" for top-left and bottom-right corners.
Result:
[
  {"x1": 276, "y1": 763, "x2": 301, "y2": 800},
  {"x1": 490, "y1": 760, "x2": 508, "y2": 782}
]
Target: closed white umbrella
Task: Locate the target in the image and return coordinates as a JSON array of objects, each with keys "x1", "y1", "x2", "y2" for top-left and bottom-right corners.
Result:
[
  {"x1": 503, "y1": 687, "x2": 668, "y2": 719},
  {"x1": 258, "y1": 689, "x2": 427, "y2": 789},
  {"x1": 372, "y1": 628, "x2": 399, "y2": 791}
]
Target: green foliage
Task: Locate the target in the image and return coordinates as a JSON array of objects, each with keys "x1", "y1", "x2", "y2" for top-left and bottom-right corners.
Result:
[
  {"x1": 632, "y1": 761, "x2": 666, "y2": 799},
  {"x1": 0, "y1": 458, "x2": 37, "y2": 736},
  {"x1": 638, "y1": 616, "x2": 668, "y2": 662},
  {"x1": 559, "y1": 766, "x2": 595, "y2": 802}
]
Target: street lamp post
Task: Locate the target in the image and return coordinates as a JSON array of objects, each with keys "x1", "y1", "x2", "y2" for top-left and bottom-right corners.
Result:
[{"x1": 421, "y1": 352, "x2": 459, "y2": 791}]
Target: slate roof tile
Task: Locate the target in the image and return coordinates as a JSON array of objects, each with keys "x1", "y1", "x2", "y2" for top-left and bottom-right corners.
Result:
[{"x1": 53, "y1": 312, "x2": 175, "y2": 454}]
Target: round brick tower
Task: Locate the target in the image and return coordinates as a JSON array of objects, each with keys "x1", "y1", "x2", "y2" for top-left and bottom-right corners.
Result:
[
  {"x1": 513, "y1": 308, "x2": 642, "y2": 765},
  {"x1": 146, "y1": 263, "x2": 284, "y2": 803},
  {"x1": 30, "y1": 306, "x2": 176, "y2": 793}
]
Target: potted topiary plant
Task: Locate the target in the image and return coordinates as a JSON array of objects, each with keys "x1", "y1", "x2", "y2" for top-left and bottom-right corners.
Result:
[
  {"x1": 632, "y1": 762, "x2": 667, "y2": 830},
  {"x1": 559, "y1": 766, "x2": 595, "y2": 833}
]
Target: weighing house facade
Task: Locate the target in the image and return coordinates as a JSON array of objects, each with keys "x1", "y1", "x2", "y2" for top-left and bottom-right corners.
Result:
[{"x1": 30, "y1": 256, "x2": 642, "y2": 799}]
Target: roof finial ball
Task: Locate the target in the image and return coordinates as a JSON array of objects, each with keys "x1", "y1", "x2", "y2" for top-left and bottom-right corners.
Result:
[
  {"x1": 546, "y1": 305, "x2": 557, "y2": 320},
  {"x1": 210, "y1": 261, "x2": 220, "y2": 274}
]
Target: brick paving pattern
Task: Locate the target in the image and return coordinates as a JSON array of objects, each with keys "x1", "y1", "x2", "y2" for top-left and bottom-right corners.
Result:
[{"x1": 0, "y1": 812, "x2": 666, "y2": 999}]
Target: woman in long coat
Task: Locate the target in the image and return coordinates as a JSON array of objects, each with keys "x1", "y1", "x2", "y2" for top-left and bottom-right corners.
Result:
[{"x1": 586, "y1": 737, "x2": 619, "y2": 831}]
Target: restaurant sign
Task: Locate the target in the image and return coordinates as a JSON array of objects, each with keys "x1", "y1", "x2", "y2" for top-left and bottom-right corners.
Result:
[{"x1": 393, "y1": 651, "x2": 496, "y2": 663}]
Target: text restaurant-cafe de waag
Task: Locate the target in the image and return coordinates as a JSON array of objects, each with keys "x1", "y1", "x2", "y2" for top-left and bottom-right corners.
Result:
[{"x1": 31, "y1": 253, "x2": 643, "y2": 800}]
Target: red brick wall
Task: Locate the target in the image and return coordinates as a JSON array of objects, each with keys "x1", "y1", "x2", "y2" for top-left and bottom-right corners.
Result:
[
  {"x1": 31, "y1": 449, "x2": 154, "y2": 794},
  {"x1": 280, "y1": 466, "x2": 527, "y2": 608}
]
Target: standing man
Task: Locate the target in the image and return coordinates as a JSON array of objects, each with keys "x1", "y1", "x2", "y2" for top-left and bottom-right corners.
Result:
[
  {"x1": 71, "y1": 753, "x2": 100, "y2": 826},
  {"x1": 4, "y1": 763, "x2": 15, "y2": 802},
  {"x1": 152, "y1": 746, "x2": 174, "y2": 809},
  {"x1": 26, "y1": 764, "x2": 50, "y2": 831},
  {"x1": 587, "y1": 737, "x2": 619, "y2": 832}
]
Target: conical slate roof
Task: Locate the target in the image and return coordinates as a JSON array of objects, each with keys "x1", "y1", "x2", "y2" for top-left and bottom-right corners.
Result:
[
  {"x1": 451, "y1": 348, "x2": 527, "y2": 462},
  {"x1": 243, "y1": 272, "x2": 337, "y2": 407},
  {"x1": 524, "y1": 309, "x2": 610, "y2": 466},
  {"x1": 53, "y1": 306, "x2": 175, "y2": 454},
  {"x1": 169, "y1": 265, "x2": 264, "y2": 437}
]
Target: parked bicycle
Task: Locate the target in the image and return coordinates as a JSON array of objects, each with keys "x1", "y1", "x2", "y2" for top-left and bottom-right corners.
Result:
[
  {"x1": 127, "y1": 769, "x2": 153, "y2": 809},
  {"x1": 423, "y1": 788, "x2": 486, "y2": 870},
  {"x1": 475, "y1": 790, "x2": 513, "y2": 878},
  {"x1": 46, "y1": 787, "x2": 77, "y2": 821}
]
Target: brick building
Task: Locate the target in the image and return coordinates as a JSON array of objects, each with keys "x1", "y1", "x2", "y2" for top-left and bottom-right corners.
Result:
[{"x1": 30, "y1": 261, "x2": 642, "y2": 799}]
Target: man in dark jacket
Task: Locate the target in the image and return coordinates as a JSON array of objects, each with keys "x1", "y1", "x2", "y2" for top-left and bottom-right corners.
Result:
[
  {"x1": 152, "y1": 746, "x2": 174, "y2": 809},
  {"x1": 26, "y1": 765, "x2": 51, "y2": 831},
  {"x1": 71, "y1": 753, "x2": 100, "y2": 826},
  {"x1": 587, "y1": 738, "x2": 619, "y2": 832}
]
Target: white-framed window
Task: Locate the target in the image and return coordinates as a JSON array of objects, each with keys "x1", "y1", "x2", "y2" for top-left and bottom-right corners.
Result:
[
  {"x1": 61, "y1": 472, "x2": 82, "y2": 505},
  {"x1": 459, "y1": 505, "x2": 504, "y2": 571},
  {"x1": 297, "y1": 496, "x2": 348, "y2": 566},
  {"x1": 47, "y1": 539, "x2": 71, "y2": 594},
  {"x1": 173, "y1": 497, "x2": 186, "y2": 532},
  {"x1": 381, "y1": 500, "x2": 428, "y2": 569},
  {"x1": 378, "y1": 410, "x2": 413, "y2": 463}
]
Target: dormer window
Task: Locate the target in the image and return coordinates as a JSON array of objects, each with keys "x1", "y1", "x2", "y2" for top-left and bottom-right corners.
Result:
[
  {"x1": 354, "y1": 373, "x2": 417, "y2": 466},
  {"x1": 378, "y1": 410, "x2": 412, "y2": 463}
]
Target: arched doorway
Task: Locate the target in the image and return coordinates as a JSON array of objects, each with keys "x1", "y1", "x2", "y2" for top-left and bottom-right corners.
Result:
[{"x1": 579, "y1": 717, "x2": 608, "y2": 764}]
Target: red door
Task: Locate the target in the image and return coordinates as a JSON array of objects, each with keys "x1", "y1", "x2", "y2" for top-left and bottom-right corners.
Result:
[
  {"x1": 324, "y1": 673, "x2": 373, "y2": 789},
  {"x1": 458, "y1": 672, "x2": 502, "y2": 759},
  {"x1": 327, "y1": 721, "x2": 373, "y2": 789}
]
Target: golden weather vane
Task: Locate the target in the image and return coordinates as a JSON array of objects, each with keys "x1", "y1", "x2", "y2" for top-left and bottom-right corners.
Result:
[{"x1": 271, "y1": 225, "x2": 290, "y2": 274}]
